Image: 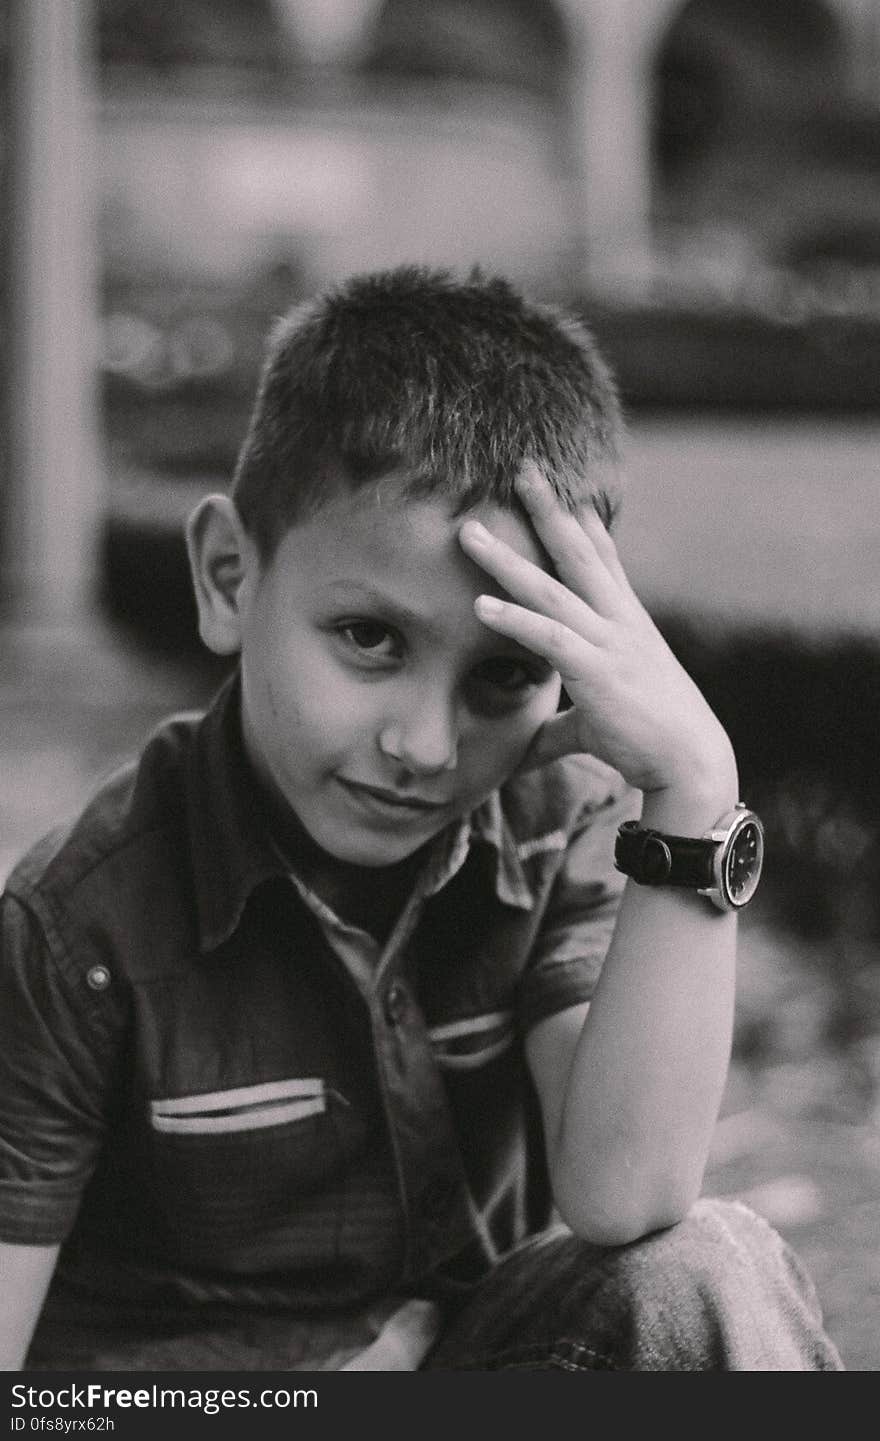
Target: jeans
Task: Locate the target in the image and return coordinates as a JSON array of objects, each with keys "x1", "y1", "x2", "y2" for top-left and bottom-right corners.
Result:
[{"x1": 424, "y1": 1199, "x2": 844, "y2": 1371}]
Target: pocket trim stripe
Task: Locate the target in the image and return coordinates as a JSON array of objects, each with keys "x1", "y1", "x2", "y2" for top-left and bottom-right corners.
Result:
[
  {"x1": 432, "y1": 1035, "x2": 515, "y2": 1071},
  {"x1": 427, "y1": 1011, "x2": 512, "y2": 1043},
  {"x1": 151, "y1": 1095, "x2": 326, "y2": 1135},
  {"x1": 150, "y1": 1078, "x2": 327, "y2": 1134},
  {"x1": 428, "y1": 1012, "x2": 516, "y2": 1071},
  {"x1": 151, "y1": 1095, "x2": 326, "y2": 1129},
  {"x1": 151, "y1": 1077, "x2": 324, "y2": 1117}
]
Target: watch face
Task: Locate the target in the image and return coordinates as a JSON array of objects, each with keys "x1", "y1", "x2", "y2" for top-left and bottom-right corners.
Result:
[{"x1": 723, "y1": 817, "x2": 764, "y2": 907}]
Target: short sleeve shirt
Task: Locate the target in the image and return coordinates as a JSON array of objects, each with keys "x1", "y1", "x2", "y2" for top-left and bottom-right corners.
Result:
[{"x1": 0, "y1": 674, "x2": 637, "y2": 1356}]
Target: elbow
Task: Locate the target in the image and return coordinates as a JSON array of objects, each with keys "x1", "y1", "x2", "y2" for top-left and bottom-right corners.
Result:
[
  {"x1": 550, "y1": 1168, "x2": 699, "y2": 1249},
  {"x1": 554, "y1": 1201, "x2": 685, "y2": 1249}
]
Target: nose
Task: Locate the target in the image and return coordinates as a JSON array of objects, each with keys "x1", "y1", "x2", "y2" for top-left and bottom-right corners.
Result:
[{"x1": 378, "y1": 687, "x2": 459, "y2": 775}]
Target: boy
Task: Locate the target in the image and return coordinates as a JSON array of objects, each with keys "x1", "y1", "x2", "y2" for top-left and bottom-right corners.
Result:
[{"x1": 0, "y1": 267, "x2": 842, "y2": 1370}]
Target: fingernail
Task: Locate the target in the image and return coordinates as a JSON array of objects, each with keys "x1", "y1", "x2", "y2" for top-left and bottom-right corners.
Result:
[
  {"x1": 461, "y1": 519, "x2": 490, "y2": 546},
  {"x1": 516, "y1": 465, "x2": 546, "y2": 500},
  {"x1": 475, "y1": 595, "x2": 502, "y2": 618}
]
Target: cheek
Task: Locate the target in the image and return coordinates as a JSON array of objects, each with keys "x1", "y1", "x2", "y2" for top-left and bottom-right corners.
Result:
[
  {"x1": 255, "y1": 629, "x2": 332, "y2": 732},
  {"x1": 263, "y1": 674, "x2": 307, "y2": 744},
  {"x1": 264, "y1": 656, "x2": 383, "y2": 766}
]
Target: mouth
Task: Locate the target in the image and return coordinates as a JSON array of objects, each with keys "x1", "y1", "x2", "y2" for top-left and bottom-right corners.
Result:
[{"x1": 337, "y1": 778, "x2": 452, "y2": 820}]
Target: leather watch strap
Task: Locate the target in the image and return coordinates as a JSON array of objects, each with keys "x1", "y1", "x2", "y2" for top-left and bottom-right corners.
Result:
[{"x1": 614, "y1": 820, "x2": 717, "y2": 888}]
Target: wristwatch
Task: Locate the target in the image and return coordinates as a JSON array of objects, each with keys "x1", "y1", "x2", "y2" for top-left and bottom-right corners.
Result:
[{"x1": 614, "y1": 803, "x2": 764, "y2": 912}]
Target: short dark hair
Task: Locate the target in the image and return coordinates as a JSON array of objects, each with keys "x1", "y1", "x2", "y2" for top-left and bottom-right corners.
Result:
[{"x1": 231, "y1": 265, "x2": 624, "y2": 559}]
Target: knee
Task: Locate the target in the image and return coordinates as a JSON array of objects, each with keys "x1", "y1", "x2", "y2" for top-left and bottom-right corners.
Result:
[
  {"x1": 582, "y1": 1197, "x2": 841, "y2": 1369},
  {"x1": 575, "y1": 1194, "x2": 828, "y2": 1344},
  {"x1": 428, "y1": 1204, "x2": 842, "y2": 1369},
  {"x1": 515, "y1": 1202, "x2": 759, "y2": 1322},
  {"x1": 593, "y1": 1197, "x2": 792, "y2": 1296}
]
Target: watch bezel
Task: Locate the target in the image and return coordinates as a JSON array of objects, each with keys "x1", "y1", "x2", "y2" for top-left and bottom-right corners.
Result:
[{"x1": 699, "y1": 805, "x2": 764, "y2": 911}]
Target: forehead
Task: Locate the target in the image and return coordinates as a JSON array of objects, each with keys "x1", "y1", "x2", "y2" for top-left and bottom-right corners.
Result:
[{"x1": 262, "y1": 478, "x2": 548, "y2": 620}]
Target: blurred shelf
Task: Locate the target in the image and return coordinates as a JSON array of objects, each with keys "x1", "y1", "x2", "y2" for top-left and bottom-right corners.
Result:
[{"x1": 583, "y1": 301, "x2": 880, "y2": 414}]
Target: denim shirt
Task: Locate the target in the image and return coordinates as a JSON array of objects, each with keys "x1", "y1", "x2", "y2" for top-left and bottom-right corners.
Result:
[{"x1": 0, "y1": 674, "x2": 635, "y2": 1338}]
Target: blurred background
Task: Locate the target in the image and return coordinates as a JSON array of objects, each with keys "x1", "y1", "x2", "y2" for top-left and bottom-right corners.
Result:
[{"x1": 1, "y1": 0, "x2": 879, "y2": 1367}]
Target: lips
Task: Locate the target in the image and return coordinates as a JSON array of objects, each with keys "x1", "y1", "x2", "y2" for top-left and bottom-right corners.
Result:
[{"x1": 337, "y1": 778, "x2": 450, "y2": 817}]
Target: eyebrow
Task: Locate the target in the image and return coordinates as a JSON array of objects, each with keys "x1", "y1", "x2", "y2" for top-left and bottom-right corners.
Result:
[
  {"x1": 315, "y1": 582, "x2": 442, "y2": 635},
  {"x1": 317, "y1": 581, "x2": 555, "y2": 671}
]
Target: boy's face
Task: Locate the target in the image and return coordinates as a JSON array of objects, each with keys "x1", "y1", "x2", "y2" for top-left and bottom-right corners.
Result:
[{"x1": 228, "y1": 479, "x2": 563, "y2": 867}]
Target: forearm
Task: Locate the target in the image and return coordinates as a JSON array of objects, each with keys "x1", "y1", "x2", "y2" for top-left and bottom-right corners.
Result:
[
  {"x1": 0, "y1": 1241, "x2": 60, "y2": 1369},
  {"x1": 551, "y1": 764, "x2": 739, "y2": 1244}
]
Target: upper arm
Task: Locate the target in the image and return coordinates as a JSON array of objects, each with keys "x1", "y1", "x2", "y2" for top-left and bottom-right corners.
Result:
[
  {"x1": 1, "y1": 892, "x2": 115, "y2": 1247},
  {"x1": 525, "y1": 1000, "x2": 589, "y2": 1164},
  {"x1": 0, "y1": 1241, "x2": 60, "y2": 1369}
]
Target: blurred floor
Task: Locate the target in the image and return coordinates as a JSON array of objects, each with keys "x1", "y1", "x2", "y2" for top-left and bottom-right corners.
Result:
[{"x1": 1, "y1": 611, "x2": 878, "y2": 1369}]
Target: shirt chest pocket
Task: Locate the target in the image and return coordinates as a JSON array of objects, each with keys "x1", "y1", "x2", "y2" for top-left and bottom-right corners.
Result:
[
  {"x1": 150, "y1": 1078, "x2": 329, "y2": 1134},
  {"x1": 146, "y1": 1078, "x2": 356, "y2": 1260},
  {"x1": 427, "y1": 1010, "x2": 516, "y2": 1071}
]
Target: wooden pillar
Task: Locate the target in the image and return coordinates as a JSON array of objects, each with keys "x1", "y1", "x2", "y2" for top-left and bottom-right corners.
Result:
[
  {"x1": 272, "y1": 0, "x2": 384, "y2": 64},
  {"x1": 564, "y1": 0, "x2": 659, "y2": 293},
  {"x1": 4, "y1": 0, "x2": 103, "y2": 618}
]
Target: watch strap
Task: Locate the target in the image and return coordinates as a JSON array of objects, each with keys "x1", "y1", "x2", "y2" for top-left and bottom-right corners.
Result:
[{"x1": 614, "y1": 820, "x2": 717, "y2": 889}]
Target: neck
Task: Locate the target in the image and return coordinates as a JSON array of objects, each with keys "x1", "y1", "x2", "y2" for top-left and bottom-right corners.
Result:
[{"x1": 271, "y1": 806, "x2": 429, "y2": 942}]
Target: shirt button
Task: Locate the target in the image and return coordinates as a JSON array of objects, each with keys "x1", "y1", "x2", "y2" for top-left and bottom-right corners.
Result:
[
  {"x1": 384, "y1": 981, "x2": 408, "y2": 1025},
  {"x1": 86, "y1": 964, "x2": 111, "y2": 992}
]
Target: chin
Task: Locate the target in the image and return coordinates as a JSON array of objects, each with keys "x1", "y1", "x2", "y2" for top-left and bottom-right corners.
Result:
[
  {"x1": 296, "y1": 816, "x2": 412, "y2": 866},
  {"x1": 335, "y1": 835, "x2": 429, "y2": 867}
]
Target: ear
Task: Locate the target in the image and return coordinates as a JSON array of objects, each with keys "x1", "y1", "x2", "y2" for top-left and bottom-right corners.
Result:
[{"x1": 185, "y1": 495, "x2": 257, "y2": 656}]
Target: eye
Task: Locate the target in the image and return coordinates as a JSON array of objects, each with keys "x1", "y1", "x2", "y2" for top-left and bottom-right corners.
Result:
[
  {"x1": 336, "y1": 619, "x2": 402, "y2": 660},
  {"x1": 473, "y1": 656, "x2": 542, "y2": 694}
]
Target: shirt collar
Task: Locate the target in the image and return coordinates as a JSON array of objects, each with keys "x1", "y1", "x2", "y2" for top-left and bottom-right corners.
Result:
[
  {"x1": 187, "y1": 672, "x2": 288, "y2": 953},
  {"x1": 422, "y1": 791, "x2": 535, "y2": 911},
  {"x1": 187, "y1": 674, "x2": 535, "y2": 954}
]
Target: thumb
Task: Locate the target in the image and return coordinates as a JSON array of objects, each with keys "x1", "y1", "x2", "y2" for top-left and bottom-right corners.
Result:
[{"x1": 517, "y1": 707, "x2": 585, "y2": 773}]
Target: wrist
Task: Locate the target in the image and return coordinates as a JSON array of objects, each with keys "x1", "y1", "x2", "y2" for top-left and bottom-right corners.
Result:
[
  {"x1": 616, "y1": 795, "x2": 763, "y2": 912},
  {"x1": 639, "y1": 745, "x2": 739, "y2": 835}
]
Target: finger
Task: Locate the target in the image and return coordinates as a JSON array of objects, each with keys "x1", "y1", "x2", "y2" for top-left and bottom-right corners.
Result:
[
  {"x1": 575, "y1": 497, "x2": 635, "y2": 594},
  {"x1": 518, "y1": 462, "x2": 627, "y2": 604},
  {"x1": 474, "y1": 594, "x2": 596, "y2": 681},
  {"x1": 515, "y1": 463, "x2": 622, "y2": 615},
  {"x1": 460, "y1": 519, "x2": 604, "y2": 643}
]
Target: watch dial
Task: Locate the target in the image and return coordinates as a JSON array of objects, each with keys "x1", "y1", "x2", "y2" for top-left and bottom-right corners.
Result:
[{"x1": 724, "y1": 820, "x2": 764, "y2": 905}]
